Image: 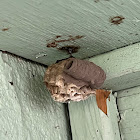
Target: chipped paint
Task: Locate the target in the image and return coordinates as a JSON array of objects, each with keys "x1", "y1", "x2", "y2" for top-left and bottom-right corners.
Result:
[{"x1": 35, "y1": 52, "x2": 47, "y2": 59}]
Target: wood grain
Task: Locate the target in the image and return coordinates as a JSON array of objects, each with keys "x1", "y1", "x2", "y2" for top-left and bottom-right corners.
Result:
[
  {"x1": 69, "y1": 93, "x2": 121, "y2": 140},
  {"x1": 117, "y1": 86, "x2": 140, "y2": 140},
  {"x1": 89, "y1": 42, "x2": 140, "y2": 91},
  {"x1": 1, "y1": 0, "x2": 140, "y2": 65}
]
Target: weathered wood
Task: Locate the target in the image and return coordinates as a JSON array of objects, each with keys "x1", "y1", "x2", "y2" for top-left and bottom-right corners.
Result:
[
  {"x1": 89, "y1": 43, "x2": 140, "y2": 91},
  {"x1": 117, "y1": 86, "x2": 140, "y2": 140},
  {"x1": 69, "y1": 43, "x2": 140, "y2": 139},
  {"x1": 69, "y1": 93, "x2": 121, "y2": 140},
  {"x1": 1, "y1": 0, "x2": 140, "y2": 65},
  {"x1": 0, "y1": 52, "x2": 70, "y2": 140}
]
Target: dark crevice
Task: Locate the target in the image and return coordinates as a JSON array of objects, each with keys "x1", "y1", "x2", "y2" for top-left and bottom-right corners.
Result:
[
  {"x1": 65, "y1": 103, "x2": 73, "y2": 140},
  {"x1": 115, "y1": 92, "x2": 123, "y2": 140}
]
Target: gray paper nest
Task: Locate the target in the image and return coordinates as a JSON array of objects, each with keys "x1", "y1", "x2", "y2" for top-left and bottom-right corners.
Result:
[{"x1": 44, "y1": 58, "x2": 106, "y2": 103}]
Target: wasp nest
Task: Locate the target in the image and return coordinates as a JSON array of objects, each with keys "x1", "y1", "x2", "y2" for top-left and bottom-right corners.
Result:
[{"x1": 44, "y1": 58, "x2": 106, "y2": 103}]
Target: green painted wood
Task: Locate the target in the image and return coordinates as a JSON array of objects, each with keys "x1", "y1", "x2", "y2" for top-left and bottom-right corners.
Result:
[
  {"x1": 117, "y1": 86, "x2": 140, "y2": 140},
  {"x1": 0, "y1": 52, "x2": 70, "y2": 140},
  {"x1": 1, "y1": 0, "x2": 140, "y2": 65},
  {"x1": 88, "y1": 42, "x2": 140, "y2": 91},
  {"x1": 69, "y1": 93, "x2": 121, "y2": 140}
]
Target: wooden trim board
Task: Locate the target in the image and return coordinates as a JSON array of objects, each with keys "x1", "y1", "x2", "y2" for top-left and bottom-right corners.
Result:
[
  {"x1": 69, "y1": 43, "x2": 140, "y2": 139},
  {"x1": 68, "y1": 93, "x2": 121, "y2": 140}
]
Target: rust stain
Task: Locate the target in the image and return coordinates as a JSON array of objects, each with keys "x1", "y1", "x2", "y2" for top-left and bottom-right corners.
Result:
[
  {"x1": 2, "y1": 28, "x2": 9, "y2": 31},
  {"x1": 47, "y1": 42, "x2": 57, "y2": 48},
  {"x1": 56, "y1": 35, "x2": 83, "y2": 43},
  {"x1": 47, "y1": 35, "x2": 84, "y2": 48},
  {"x1": 110, "y1": 16, "x2": 125, "y2": 25},
  {"x1": 58, "y1": 45, "x2": 80, "y2": 54},
  {"x1": 55, "y1": 46, "x2": 80, "y2": 63},
  {"x1": 56, "y1": 35, "x2": 61, "y2": 38}
]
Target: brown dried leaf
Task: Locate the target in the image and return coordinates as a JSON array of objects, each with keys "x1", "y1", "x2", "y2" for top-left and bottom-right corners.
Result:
[{"x1": 95, "y1": 89, "x2": 111, "y2": 115}]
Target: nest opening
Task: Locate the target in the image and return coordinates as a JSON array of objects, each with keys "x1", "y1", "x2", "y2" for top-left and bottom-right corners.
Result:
[{"x1": 65, "y1": 61, "x2": 73, "y2": 69}]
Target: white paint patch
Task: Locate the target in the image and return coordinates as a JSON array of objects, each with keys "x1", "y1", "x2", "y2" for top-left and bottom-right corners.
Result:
[{"x1": 35, "y1": 52, "x2": 47, "y2": 59}]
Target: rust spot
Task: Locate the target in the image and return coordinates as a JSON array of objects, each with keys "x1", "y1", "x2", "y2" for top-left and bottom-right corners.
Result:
[
  {"x1": 47, "y1": 42, "x2": 57, "y2": 48},
  {"x1": 2, "y1": 28, "x2": 9, "y2": 31},
  {"x1": 55, "y1": 45, "x2": 79, "y2": 63},
  {"x1": 58, "y1": 45, "x2": 80, "y2": 54},
  {"x1": 56, "y1": 35, "x2": 61, "y2": 38},
  {"x1": 110, "y1": 16, "x2": 125, "y2": 25},
  {"x1": 56, "y1": 35, "x2": 83, "y2": 43},
  {"x1": 47, "y1": 35, "x2": 84, "y2": 48},
  {"x1": 9, "y1": 81, "x2": 13, "y2": 85}
]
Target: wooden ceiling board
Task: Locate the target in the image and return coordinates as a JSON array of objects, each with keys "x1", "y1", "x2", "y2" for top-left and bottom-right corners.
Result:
[{"x1": 1, "y1": 0, "x2": 140, "y2": 65}]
